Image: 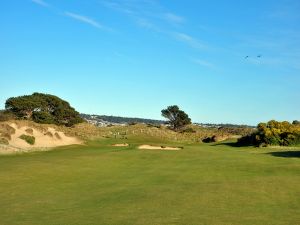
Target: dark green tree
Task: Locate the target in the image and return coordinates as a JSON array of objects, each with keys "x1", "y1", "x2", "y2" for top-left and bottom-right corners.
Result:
[
  {"x1": 5, "y1": 93, "x2": 83, "y2": 126},
  {"x1": 292, "y1": 120, "x2": 300, "y2": 125},
  {"x1": 161, "y1": 105, "x2": 191, "y2": 131}
]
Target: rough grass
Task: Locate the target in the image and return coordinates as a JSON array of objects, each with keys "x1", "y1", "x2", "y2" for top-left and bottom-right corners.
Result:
[
  {"x1": 19, "y1": 134, "x2": 35, "y2": 145},
  {"x1": 44, "y1": 131, "x2": 53, "y2": 137},
  {"x1": 0, "y1": 138, "x2": 299, "y2": 225},
  {"x1": 54, "y1": 132, "x2": 61, "y2": 139},
  {"x1": 0, "y1": 123, "x2": 16, "y2": 141},
  {"x1": 0, "y1": 120, "x2": 254, "y2": 144},
  {"x1": 25, "y1": 128, "x2": 34, "y2": 135},
  {"x1": 0, "y1": 137, "x2": 9, "y2": 145}
]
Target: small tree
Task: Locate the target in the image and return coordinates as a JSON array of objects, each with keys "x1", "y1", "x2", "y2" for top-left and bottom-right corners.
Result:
[{"x1": 161, "y1": 105, "x2": 191, "y2": 131}]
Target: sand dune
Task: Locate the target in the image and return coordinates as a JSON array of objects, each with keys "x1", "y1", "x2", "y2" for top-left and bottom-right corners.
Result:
[{"x1": 0, "y1": 122, "x2": 82, "y2": 154}]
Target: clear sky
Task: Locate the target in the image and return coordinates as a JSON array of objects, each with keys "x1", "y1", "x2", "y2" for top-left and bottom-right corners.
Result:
[{"x1": 0, "y1": 0, "x2": 299, "y2": 125}]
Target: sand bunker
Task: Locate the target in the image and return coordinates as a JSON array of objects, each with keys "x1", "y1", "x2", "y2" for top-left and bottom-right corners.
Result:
[
  {"x1": 138, "y1": 145, "x2": 182, "y2": 150},
  {"x1": 112, "y1": 143, "x2": 129, "y2": 147}
]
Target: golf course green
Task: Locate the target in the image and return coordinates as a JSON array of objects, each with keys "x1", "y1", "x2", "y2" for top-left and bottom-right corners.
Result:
[{"x1": 0, "y1": 138, "x2": 299, "y2": 225}]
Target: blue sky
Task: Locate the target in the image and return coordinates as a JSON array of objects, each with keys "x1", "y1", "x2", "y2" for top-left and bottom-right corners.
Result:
[{"x1": 0, "y1": 0, "x2": 299, "y2": 125}]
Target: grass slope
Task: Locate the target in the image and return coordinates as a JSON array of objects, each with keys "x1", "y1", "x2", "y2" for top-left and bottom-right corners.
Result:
[{"x1": 0, "y1": 138, "x2": 299, "y2": 225}]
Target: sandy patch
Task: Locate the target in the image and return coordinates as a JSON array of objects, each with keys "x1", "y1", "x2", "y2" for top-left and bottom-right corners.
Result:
[
  {"x1": 112, "y1": 143, "x2": 129, "y2": 147},
  {"x1": 0, "y1": 123, "x2": 82, "y2": 154},
  {"x1": 138, "y1": 145, "x2": 182, "y2": 150}
]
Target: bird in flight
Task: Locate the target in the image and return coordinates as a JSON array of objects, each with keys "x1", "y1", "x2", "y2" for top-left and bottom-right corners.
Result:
[{"x1": 244, "y1": 55, "x2": 262, "y2": 59}]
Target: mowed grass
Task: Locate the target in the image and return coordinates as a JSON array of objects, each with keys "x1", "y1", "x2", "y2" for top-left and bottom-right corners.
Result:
[{"x1": 0, "y1": 138, "x2": 300, "y2": 225}]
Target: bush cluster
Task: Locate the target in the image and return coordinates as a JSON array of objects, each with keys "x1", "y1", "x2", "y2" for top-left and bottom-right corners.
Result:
[
  {"x1": 0, "y1": 110, "x2": 16, "y2": 122},
  {"x1": 180, "y1": 127, "x2": 196, "y2": 133},
  {"x1": 238, "y1": 120, "x2": 300, "y2": 147}
]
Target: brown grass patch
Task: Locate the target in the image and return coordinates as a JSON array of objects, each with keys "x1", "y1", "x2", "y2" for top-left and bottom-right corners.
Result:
[
  {"x1": 0, "y1": 137, "x2": 9, "y2": 145},
  {"x1": 54, "y1": 132, "x2": 61, "y2": 139},
  {"x1": 0, "y1": 133, "x2": 11, "y2": 141},
  {"x1": 0, "y1": 124, "x2": 16, "y2": 135},
  {"x1": 25, "y1": 128, "x2": 34, "y2": 135},
  {"x1": 44, "y1": 131, "x2": 53, "y2": 137}
]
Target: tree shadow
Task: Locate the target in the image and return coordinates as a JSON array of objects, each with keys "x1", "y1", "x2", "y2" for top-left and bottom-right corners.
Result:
[{"x1": 266, "y1": 151, "x2": 300, "y2": 158}]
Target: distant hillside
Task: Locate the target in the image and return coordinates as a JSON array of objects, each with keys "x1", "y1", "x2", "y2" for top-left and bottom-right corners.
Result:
[
  {"x1": 195, "y1": 123, "x2": 255, "y2": 129},
  {"x1": 80, "y1": 114, "x2": 166, "y2": 126},
  {"x1": 80, "y1": 113, "x2": 255, "y2": 128}
]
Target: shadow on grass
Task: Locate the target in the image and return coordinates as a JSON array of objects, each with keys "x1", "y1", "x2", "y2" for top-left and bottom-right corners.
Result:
[
  {"x1": 267, "y1": 151, "x2": 300, "y2": 158},
  {"x1": 211, "y1": 142, "x2": 252, "y2": 148}
]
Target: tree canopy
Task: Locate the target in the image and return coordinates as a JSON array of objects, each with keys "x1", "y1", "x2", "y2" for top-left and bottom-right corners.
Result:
[
  {"x1": 5, "y1": 93, "x2": 83, "y2": 126},
  {"x1": 161, "y1": 105, "x2": 191, "y2": 131}
]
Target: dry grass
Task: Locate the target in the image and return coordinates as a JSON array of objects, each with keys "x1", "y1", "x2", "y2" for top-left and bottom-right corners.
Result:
[
  {"x1": 0, "y1": 137, "x2": 9, "y2": 145},
  {"x1": 0, "y1": 120, "x2": 253, "y2": 146},
  {"x1": 54, "y1": 132, "x2": 61, "y2": 139},
  {"x1": 0, "y1": 123, "x2": 16, "y2": 141},
  {"x1": 25, "y1": 128, "x2": 33, "y2": 135},
  {"x1": 44, "y1": 131, "x2": 53, "y2": 137}
]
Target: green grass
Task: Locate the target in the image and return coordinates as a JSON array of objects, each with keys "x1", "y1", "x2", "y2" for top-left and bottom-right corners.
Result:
[
  {"x1": 19, "y1": 134, "x2": 35, "y2": 145},
  {"x1": 0, "y1": 138, "x2": 299, "y2": 225}
]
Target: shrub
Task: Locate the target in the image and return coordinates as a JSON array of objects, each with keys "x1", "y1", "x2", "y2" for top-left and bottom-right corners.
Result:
[
  {"x1": 280, "y1": 132, "x2": 300, "y2": 146},
  {"x1": 19, "y1": 134, "x2": 35, "y2": 145},
  {"x1": 147, "y1": 123, "x2": 161, "y2": 129},
  {"x1": 202, "y1": 136, "x2": 214, "y2": 143},
  {"x1": 237, "y1": 133, "x2": 258, "y2": 146},
  {"x1": 238, "y1": 120, "x2": 300, "y2": 147},
  {"x1": 0, "y1": 110, "x2": 15, "y2": 121},
  {"x1": 292, "y1": 120, "x2": 300, "y2": 125},
  {"x1": 181, "y1": 127, "x2": 196, "y2": 133}
]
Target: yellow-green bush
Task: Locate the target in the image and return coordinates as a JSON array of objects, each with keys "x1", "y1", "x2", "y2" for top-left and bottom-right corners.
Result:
[{"x1": 238, "y1": 120, "x2": 300, "y2": 147}]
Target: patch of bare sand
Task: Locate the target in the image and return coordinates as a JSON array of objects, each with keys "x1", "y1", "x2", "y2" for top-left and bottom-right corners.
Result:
[
  {"x1": 1, "y1": 123, "x2": 82, "y2": 154},
  {"x1": 138, "y1": 145, "x2": 182, "y2": 150},
  {"x1": 112, "y1": 143, "x2": 129, "y2": 147}
]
